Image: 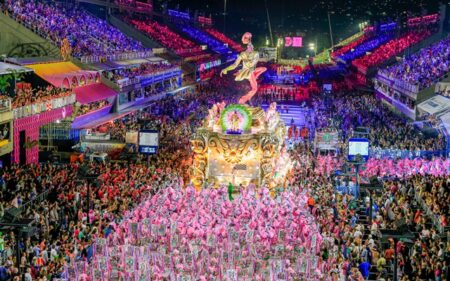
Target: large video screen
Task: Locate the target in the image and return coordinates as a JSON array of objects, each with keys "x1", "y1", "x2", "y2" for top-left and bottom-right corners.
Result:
[
  {"x1": 348, "y1": 138, "x2": 369, "y2": 161},
  {"x1": 139, "y1": 130, "x2": 159, "y2": 154},
  {"x1": 323, "y1": 84, "x2": 332, "y2": 92},
  {"x1": 284, "y1": 37, "x2": 303, "y2": 47}
]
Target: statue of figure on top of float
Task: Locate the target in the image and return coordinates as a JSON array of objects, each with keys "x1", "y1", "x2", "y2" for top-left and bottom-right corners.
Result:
[{"x1": 220, "y1": 32, "x2": 267, "y2": 104}]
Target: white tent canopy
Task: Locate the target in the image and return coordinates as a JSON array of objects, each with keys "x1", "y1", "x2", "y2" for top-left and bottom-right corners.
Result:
[
  {"x1": 417, "y1": 95, "x2": 450, "y2": 116},
  {"x1": 0, "y1": 62, "x2": 33, "y2": 75}
]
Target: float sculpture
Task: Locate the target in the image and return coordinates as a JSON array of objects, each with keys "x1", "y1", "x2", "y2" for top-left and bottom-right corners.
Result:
[
  {"x1": 220, "y1": 32, "x2": 267, "y2": 104},
  {"x1": 190, "y1": 103, "x2": 288, "y2": 191}
]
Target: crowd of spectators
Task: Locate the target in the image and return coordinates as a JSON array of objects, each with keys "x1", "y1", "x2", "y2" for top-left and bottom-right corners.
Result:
[
  {"x1": 413, "y1": 175, "x2": 449, "y2": 229},
  {"x1": 75, "y1": 100, "x2": 110, "y2": 117},
  {"x1": 6, "y1": 0, "x2": 147, "y2": 58},
  {"x1": 379, "y1": 36, "x2": 450, "y2": 91},
  {"x1": 127, "y1": 18, "x2": 203, "y2": 57},
  {"x1": 3, "y1": 86, "x2": 72, "y2": 109},
  {"x1": 353, "y1": 31, "x2": 431, "y2": 71},
  {"x1": 338, "y1": 35, "x2": 392, "y2": 63},
  {"x1": 178, "y1": 25, "x2": 229, "y2": 54},
  {"x1": 332, "y1": 35, "x2": 369, "y2": 58},
  {"x1": 313, "y1": 92, "x2": 446, "y2": 152},
  {"x1": 0, "y1": 75, "x2": 244, "y2": 280},
  {"x1": 204, "y1": 28, "x2": 244, "y2": 52},
  {"x1": 0, "y1": 158, "x2": 185, "y2": 280},
  {"x1": 102, "y1": 62, "x2": 178, "y2": 83},
  {"x1": 290, "y1": 142, "x2": 449, "y2": 281},
  {"x1": 290, "y1": 144, "x2": 377, "y2": 280},
  {"x1": 371, "y1": 175, "x2": 449, "y2": 280}
]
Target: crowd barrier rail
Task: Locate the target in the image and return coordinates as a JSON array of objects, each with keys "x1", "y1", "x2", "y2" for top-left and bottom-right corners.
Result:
[
  {"x1": 80, "y1": 51, "x2": 154, "y2": 64},
  {"x1": 0, "y1": 98, "x2": 12, "y2": 113},
  {"x1": 18, "y1": 188, "x2": 52, "y2": 213},
  {"x1": 414, "y1": 192, "x2": 449, "y2": 234},
  {"x1": 370, "y1": 148, "x2": 448, "y2": 159}
]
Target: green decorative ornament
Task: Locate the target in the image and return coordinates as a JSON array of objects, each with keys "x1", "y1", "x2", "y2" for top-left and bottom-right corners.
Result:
[{"x1": 220, "y1": 104, "x2": 252, "y2": 133}]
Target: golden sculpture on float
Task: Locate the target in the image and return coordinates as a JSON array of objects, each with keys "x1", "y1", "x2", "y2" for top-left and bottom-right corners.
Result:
[
  {"x1": 190, "y1": 101, "x2": 289, "y2": 191},
  {"x1": 191, "y1": 32, "x2": 291, "y2": 191},
  {"x1": 60, "y1": 38, "x2": 72, "y2": 61}
]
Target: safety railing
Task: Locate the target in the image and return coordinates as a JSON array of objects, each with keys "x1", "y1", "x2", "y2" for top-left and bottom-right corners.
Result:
[
  {"x1": 370, "y1": 148, "x2": 448, "y2": 159},
  {"x1": 13, "y1": 94, "x2": 75, "y2": 119},
  {"x1": 80, "y1": 51, "x2": 154, "y2": 64},
  {"x1": 414, "y1": 192, "x2": 448, "y2": 234},
  {"x1": 18, "y1": 188, "x2": 52, "y2": 213},
  {"x1": 0, "y1": 97, "x2": 12, "y2": 113}
]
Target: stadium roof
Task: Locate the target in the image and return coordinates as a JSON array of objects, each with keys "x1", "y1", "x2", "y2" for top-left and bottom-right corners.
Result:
[
  {"x1": 0, "y1": 62, "x2": 33, "y2": 75},
  {"x1": 74, "y1": 83, "x2": 118, "y2": 105}
]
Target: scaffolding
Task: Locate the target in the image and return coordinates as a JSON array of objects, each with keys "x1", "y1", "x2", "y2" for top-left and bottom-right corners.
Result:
[{"x1": 40, "y1": 120, "x2": 79, "y2": 143}]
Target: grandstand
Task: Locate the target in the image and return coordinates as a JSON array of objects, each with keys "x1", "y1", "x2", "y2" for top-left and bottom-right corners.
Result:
[
  {"x1": 5, "y1": 0, "x2": 150, "y2": 63},
  {"x1": 375, "y1": 33, "x2": 450, "y2": 120},
  {"x1": 332, "y1": 34, "x2": 371, "y2": 58},
  {"x1": 352, "y1": 31, "x2": 433, "y2": 74},
  {"x1": 176, "y1": 24, "x2": 234, "y2": 58},
  {"x1": 204, "y1": 27, "x2": 245, "y2": 52},
  {"x1": 127, "y1": 18, "x2": 206, "y2": 59}
]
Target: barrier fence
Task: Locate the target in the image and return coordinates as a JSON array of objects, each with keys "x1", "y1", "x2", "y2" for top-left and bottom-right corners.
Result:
[
  {"x1": 370, "y1": 148, "x2": 448, "y2": 159},
  {"x1": 414, "y1": 192, "x2": 449, "y2": 234},
  {"x1": 80, "y1": 51, "x2": 154, "y2": 64}
]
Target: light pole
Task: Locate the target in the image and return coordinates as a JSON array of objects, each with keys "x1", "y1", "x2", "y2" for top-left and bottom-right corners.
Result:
[
  {"x1": 77, "y1": 164, "x2": 99, "y2": 225},
  {"x1": 359, "y1": 21, "x2": 368, "y2": 32},
  {"x1": 223, "y1": 0, "x2": 227, "y2": 34},
  {"x1": 265, "y1": 0, "x2": 274, "y2": 46},
  {"x1": 327, "y1": 11, "x2": 335, "y2": 50},
  {"x1": 309, "y1": 43, "x2": 317, "y2": 56},
  {"x1": 276, "y1": 38, "x2": 283, "y2": 62}
]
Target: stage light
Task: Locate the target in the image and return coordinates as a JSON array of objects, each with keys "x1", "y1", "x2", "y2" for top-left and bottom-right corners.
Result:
[{"x1": 277, "y1": 38, "x2": 283, "y2": 47}]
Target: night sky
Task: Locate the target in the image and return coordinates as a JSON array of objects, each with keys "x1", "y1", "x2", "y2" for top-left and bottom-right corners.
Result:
[{"x1": 153, "y1": 0, "x2": 443, "y2": 51}]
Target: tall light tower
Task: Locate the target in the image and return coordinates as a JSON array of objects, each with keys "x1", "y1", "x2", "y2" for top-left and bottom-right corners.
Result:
[
  {"x1": 223, "y1": 0, "x2": 227, "y2": 34},
  {"x1": 265, "y1": 0, "x2": 274, "y2": 46},
  {"x1": 327, "y1": 11, "x2": 335, "y2": 50}
]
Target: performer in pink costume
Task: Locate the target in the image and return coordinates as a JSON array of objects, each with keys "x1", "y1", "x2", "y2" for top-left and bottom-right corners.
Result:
[{"x1": 220, "y1": 32, "x2": 267, "y2": 104}]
